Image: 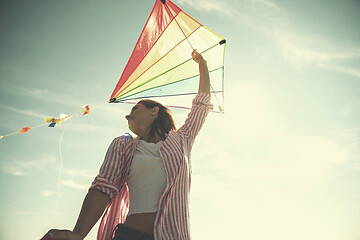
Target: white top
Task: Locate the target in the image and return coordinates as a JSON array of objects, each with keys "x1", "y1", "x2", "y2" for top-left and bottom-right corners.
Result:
[{"x1": 127, "y1": 139, "x2": 166, "y2": 216}]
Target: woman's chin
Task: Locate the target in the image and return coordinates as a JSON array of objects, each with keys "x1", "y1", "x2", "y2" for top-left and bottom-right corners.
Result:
[{"x1": 128, "y1": 124, "x2": 138, "y2": 135}]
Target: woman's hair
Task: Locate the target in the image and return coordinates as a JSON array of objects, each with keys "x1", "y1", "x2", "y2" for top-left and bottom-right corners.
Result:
[{"x1": 138, "y1": 99, "x2": 176, "y2": 139}]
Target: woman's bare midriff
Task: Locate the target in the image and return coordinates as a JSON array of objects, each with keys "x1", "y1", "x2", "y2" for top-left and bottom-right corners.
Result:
[{"x1": 123, "y1": 212, "x2": 157, "y2": 235}]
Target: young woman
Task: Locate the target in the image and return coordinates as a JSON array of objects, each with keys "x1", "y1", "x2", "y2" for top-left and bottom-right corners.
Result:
[{"x1": 41, "y1": 50, "x2": 212, "y2": 240}]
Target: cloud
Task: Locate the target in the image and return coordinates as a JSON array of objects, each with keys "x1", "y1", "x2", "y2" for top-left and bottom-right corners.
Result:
[
  {"x1": 61, "y1": 179, "x2": 89, "y2": 190},
  {"x1": 191, "y1": 126, "x2": 358, "y2": 240},
  {"x1": 2, "y1": 154, "x2": 57, "y2": 176},
  {"x1": 1, "y1": 166, "x2": 26, "y2": 176},
  {"x1": 41, "y1": 169, "x2": 94, "y2": 196},
  {"x1": 190, "y1": 171, "x2": 338, "y2": 239},
  {"x1": 39, "y1": 167, "x2": 94, "y2": 195},
  {"x1": 42, "y1": 190, "x2": 63, "y2": 197},
  {"x1": 2, "y1": 83, "x2": 82, "y2": 107},
  {"x1": 252, "y1": 0, "x2": 281, "y2": 10},
  {"x1": 13, "y1": 210, "x2": 68, "y2": 215},
  {"x1": 178, "y1": 0, "x2": 281, "y2": 13},
  {"x1": 177, "y1": 0, "x2": 232, "y2": 15},
  {"x1": 273, "y1": 30, "x2": 360, "y2": 75},
  {"x1": 61, "y1": 120, "x2": 100, "y2": 132},
  {"x1": 193, "y1": 77, "x2": 360, "y2": 186},
  {"x1": 264, "y1": 135, "x2": 349, "y2": 182},
  {"x1": 0, "y1": 105, "x2": 46, "y2": 118},
  {"x1": 321, "y1": 63, "x2": 360, "y2": 79},
  {"x1": 191, "y1": 177, "x2": 346, "y2": 240},
  {"x1": 354, "y1": 162, "x2": 360, "y2": 171},
  {"x1": 61, "y1": 168, "x2": 94, "y2": 179},
  {"x1": 330, "y1": 127, "x2": 360, "y2": 171},
  {"x1": 195, "y1": 95, "x2": 355, "y2": 186},
  {"x1": 180, "y1": 0, "x2": 360, "y2": 79},
  {"x1": 202, "y1": 130, "x2": 352, "y2": 185}
]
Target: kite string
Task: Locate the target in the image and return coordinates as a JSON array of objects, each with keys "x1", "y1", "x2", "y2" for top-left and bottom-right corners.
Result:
[
  {"x1": 52, "y1": 102, "x2": 106, "y2": 213},
  {"x1": 49, "y1": 119, "x2": 71, "y2": 226},
  {"x1": 55, "y1": 123, "x2": 66, "y2": 212},
  {"x1": 51, "y1": 101, "x2": 106, "y2": 220}
]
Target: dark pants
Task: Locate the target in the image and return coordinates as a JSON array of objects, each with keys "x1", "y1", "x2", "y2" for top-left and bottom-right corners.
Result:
[{"x1": 111, "y1": 224, "x2": 154, "y2": 240}]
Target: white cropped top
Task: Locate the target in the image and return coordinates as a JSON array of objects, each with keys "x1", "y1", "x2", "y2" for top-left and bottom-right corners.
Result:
[{"x1": 127, "y1": 139, "x2": 166, "y2": 216}]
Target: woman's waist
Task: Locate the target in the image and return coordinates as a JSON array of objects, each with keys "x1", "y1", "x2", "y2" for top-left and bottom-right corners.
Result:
[{"x1": 124, "y1": 212, "x2": 157, "y2": 235}]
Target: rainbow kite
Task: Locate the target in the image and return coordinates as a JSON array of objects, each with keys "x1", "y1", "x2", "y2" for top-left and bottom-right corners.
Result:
[
  {"x1": 0, "y1": 0, "x2": 226, "y2": 140},
  {"x1": 109, "y1": 0, "x2": 226, "y2": 112}
]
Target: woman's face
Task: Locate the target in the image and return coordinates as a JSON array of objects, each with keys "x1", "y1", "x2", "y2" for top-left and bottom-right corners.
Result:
[{"x1": 125, "y1": 103, "x2": 158, "y2": 135}]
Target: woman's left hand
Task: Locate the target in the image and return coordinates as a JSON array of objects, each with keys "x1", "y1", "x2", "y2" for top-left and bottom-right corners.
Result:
[{"x1": 191, "y1": 49, "x2": 206, "y2": 64}]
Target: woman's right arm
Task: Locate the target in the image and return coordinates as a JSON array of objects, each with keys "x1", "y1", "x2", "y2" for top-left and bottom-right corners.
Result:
[
  {"x1": 41, "y1": 136, "x2": 127, "y2": 240},
  {"x1": 41, "y1": 189, "x2": 110, "y2": 240},
  {"x1": 73, "y1": 189, "x2": 110, "y2": 238}
]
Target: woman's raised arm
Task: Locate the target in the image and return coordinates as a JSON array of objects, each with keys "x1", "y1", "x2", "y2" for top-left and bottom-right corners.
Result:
[{"x1": 191, "y1": 49, "x2": 210, "y2": 94}]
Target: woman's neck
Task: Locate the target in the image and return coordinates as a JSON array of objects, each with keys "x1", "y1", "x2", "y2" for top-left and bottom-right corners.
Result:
[
  {"x1": 137, "y1": 126, "x2": 163, "y2": 143},
  {"x1": 140, "y1": 134, "x2": 163, "y2": 144}
]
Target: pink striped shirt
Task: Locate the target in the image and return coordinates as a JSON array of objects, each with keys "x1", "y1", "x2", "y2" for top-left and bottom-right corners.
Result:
[{"x1": 90, "y1": 93, "x2": 213, "y2": 240}]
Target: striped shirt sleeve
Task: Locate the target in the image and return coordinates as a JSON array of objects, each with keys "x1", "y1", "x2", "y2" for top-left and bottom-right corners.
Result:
[
  {"x1": 178, "y1": 93, "x2": 213, "y2": 145},
  {"x1": 89, "y1": 136, "x2": 127, "y2": 201}
]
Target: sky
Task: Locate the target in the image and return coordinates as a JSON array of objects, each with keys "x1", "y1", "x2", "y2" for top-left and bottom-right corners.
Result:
[{"x1": 0, "y1": 0, "x2": 359, "y2": 239}]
